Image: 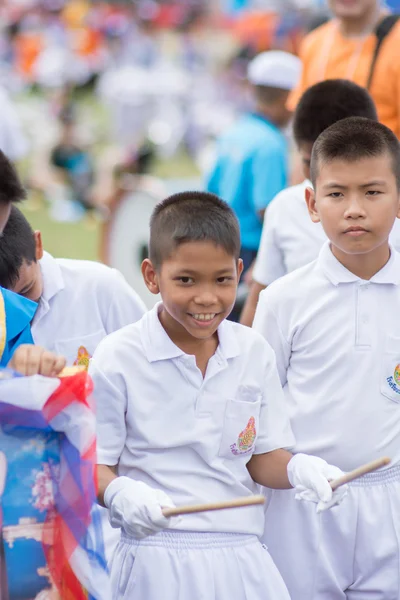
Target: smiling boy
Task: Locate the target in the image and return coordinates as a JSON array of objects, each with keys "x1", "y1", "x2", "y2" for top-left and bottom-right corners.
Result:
[
  {"x1": 90, "y1": 191, "x2": 346, "y2": 600},
  {"x1": 254, "y1": 117, "x2": 400, "y2": 599}
]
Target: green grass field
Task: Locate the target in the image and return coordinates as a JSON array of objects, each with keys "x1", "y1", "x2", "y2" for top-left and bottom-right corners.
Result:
[{"x1": 21, "y1": 152, "x2": 199, "y2": 263}]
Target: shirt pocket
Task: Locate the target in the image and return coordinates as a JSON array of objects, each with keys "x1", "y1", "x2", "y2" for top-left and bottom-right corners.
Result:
[
  {"x1": 219, "y1": 387, "x2": 261, "y2": 460},
  {"x1": 54, "y1": 329, "x2": 106, "y2": 368},
  {"x1": 380, "y1": 336, "x2": 400, "y2": 404}
]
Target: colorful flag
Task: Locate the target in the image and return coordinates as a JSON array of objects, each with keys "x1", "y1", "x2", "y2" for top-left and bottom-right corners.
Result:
[{"x1": 0, "y1": 368, "x2": 111, "y2": 600}]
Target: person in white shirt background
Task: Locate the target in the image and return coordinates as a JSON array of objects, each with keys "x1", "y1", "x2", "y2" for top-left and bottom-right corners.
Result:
[
  {"x1": 240, "y1": 78, "x2": 379, "y2": 326},
  {"x1": 91, "y1": 190, "x2": 347, "y2": 600},
  {"x1": 0, "y1": 87, "x2": 29, "y2": 164},
  {"x1": 253, "y1": 117, "x2": 400, "y2": 599},
  {"x1": 0, "y1": 206, "x2": 146, "y2": 366},
  {"x1": 0, "y1": 205, "x2": 147, "y2": 562}
]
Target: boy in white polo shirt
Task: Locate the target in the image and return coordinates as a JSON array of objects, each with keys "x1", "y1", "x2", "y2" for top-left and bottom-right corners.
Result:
[
  {"x1": 253, "y1": 117, "x2": 400, "y2": 599},
  {"x1": 90, "y1": 191, "x2": 347, "y2": 600},
  {"x1": 240, "y1": 79, "x2": 378, "y2": 326},
  {"x1": 0, "y1": 206, "x2": 146, "y2": 366}
]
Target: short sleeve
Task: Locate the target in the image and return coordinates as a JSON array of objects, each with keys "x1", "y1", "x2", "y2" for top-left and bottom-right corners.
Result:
[
  {"x1": 253, "y1": 288, "x2": 291, "y2": 388},
  {"x1": 252, "y1": 202, "x2": 286, "y2": 286},
  {"x1": 254, "y1": 344, "x2": 295, "y2": 454},
  {"x1": 89, "y1": 344, "x2": 128, "y2": 465},
  {"x1": 105, "y1": 269, "x2": 146, "y2": 334},
  {"x1": 251, "y1": 144, "x2": 288, "y2": 213}
]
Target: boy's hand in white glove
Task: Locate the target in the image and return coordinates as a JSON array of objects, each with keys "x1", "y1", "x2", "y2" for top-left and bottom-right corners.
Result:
[
  {"x1": 104, "y1": 477, "x2": 181, "y2": 539},
  {"x1": 287, "y1": 454, "x2": 348, "y2": 513}
]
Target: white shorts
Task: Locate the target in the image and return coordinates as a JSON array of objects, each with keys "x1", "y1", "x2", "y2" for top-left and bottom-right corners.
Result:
[
  {"x1": 263, "y1": 464, "x2": 400, "y2": 599},
  {"x1": 110, "y1": 530, "x2": 290, "y2": 600}
]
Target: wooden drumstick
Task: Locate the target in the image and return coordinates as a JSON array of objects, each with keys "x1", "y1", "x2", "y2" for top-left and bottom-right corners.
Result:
[
  {"x1": 330, "y1": 457, "x2": 391, "y2": 491},
  {"x1": 162, "y1": 495, "x2": 265, "y2": 518}
]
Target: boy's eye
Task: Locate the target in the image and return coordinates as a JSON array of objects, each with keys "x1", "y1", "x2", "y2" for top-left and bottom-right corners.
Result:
[
  {"x1": 366, "y1": 190, "x2": 381, "y2": 196},
  {"x1": 177, "y1": 276, "x2": 193, "y2": 284},
  {"x1": 217, "y1": 276, "x2": 234, "y2": 283},
  {"x1": 328, "y1": 192, "x2": 343, "y2": 198}
]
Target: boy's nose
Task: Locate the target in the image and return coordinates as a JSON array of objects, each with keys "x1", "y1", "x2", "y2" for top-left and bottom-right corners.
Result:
[
  {"x1": 344, "y1": 196, "x2": 366, "y2": 218},
  {"x1": 193, "y1": 289, "x2": 218, "y2": 306}
]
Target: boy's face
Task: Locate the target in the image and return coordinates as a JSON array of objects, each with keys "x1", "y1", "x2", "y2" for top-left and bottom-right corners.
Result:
[
  {"x1": 306, "y1": 153, "x2": 400, "y2": 258},
  {"x1": 142, "y1": 241, "x2": 243, "y2": 343},
  {"x1": 298, "y1": 142, "x2": 313, "y2": 182},
  {"x1": 12, "y1": 231, "x2": 44, "y2": 303}
]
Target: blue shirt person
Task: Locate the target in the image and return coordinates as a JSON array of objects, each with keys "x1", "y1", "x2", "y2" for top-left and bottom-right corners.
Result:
[
  {"x1": 206, "y1": 51, "x2": 301, "y2": 273},
  {"x1": 207, "y1": 112, "x2": 288, "y2": 256},
  {"x1": 0, "y1": 287, "x2": 37, "y2": 367}
]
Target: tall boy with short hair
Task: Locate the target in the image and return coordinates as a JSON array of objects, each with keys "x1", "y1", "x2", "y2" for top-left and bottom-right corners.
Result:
[
  {"x1": 91, "y1": 190, "x2": 346, "y2": 600},
  {"x1": 254, "y1": 117, "x2": 400, "y2": 598},
  {"x1": 240, "y1": 78, "x2": 379, "y2": 326}
]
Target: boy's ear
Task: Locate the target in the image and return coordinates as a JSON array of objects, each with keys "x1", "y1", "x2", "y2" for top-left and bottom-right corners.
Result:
[
  {"x1": 34, "y1": 231, "x2": 44, "y2": 260},
  {"x1": 305, "y1": 187, "x2": 320, "y2": 223},
  {"x1": 141, "y1": 259, "x2": 160, "y2": 295},
  {"x1": 237, "y1": 258, "x2": 244, "y2": 282}
]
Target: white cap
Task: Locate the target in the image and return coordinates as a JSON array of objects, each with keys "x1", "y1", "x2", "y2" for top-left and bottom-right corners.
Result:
[{"x1": 247, "y1": 51, "x2": 302, "y2": 90}]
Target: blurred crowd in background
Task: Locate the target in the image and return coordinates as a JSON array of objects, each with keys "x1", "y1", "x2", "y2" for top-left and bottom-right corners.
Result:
[{"x1": 1, "y1": 0, "x2": 399, "y2": 278}]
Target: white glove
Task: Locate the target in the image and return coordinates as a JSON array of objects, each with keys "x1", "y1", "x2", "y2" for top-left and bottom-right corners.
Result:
[
  {"x1": 287, "y1": 454, "x2": 348, "y2": 513},
  {"x1": 104, "y1": 477, "x2": 180, "y2": 539}
]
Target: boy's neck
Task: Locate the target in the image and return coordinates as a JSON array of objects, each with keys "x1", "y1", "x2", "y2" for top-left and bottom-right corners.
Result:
[
  {"x1": 255, "y1": 105, "x2": 279, "y2": 128},
  {"x1": 338, "y1": 5, "x2": 386, "y2": 38},
  {"x1": 330, "y1": 243, "x2": 391, "y2": 280},
  {"x1": 158, "y1": 308, "x2": 219, "y2": 377}
]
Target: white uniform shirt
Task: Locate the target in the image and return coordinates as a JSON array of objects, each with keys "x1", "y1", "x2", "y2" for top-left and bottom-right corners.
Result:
[
  {"x1": 253, "y1": 180, "x2": 400, "y2": 286},
  {"x1": 31, "y1": 252, "x2": 146, "y2": 364},
  {"x1": 90, "y1": 303, "x2": 295, "y2": 537},
  {"x1": 253, "y1": 242, "x2": 400, "y2": 472}
]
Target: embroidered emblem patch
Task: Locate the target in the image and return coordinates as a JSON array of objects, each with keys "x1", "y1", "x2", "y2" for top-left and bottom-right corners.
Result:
[
  {"x1": 386, "y1": 364, "x2": 400, "y2": 395},
  {"x1": 73, "y1": 346, "x2": 91, "y2": 371},
  {"x1": 230, "y1": 417, "x2": 256, "y2": 456}
]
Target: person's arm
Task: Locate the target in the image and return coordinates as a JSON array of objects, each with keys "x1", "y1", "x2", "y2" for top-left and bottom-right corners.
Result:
[
  {"x1": 240, "y1": 281, "x2": 266, "y2": 327},
  {"x1": 248, "y1": 448, "x2": 292, "y2": 488},
  {"x1": 240, "y1": 202, "x2": 285, "y2": 326},
  {"x1": 97, "y1": 464, "x2": 117, "y2": 507}
]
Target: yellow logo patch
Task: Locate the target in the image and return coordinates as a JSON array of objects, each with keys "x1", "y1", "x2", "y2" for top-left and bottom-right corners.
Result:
[{"x1": 73, "y1": 346, "x2": 91, "y2": 371}]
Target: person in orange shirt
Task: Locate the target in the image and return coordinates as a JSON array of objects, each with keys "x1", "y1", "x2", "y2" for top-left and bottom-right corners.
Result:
[{"x1": 290, "y1": 0, "x2": 400, "y2": 138}]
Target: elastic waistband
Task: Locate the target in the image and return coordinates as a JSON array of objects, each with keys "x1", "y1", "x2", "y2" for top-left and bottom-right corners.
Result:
[
  {"x1": 121, "y1": 531, "x2": 257, "y2": 550},
  {"x1": 349, "y1": 463, "x2": 400, "y2": 487}
]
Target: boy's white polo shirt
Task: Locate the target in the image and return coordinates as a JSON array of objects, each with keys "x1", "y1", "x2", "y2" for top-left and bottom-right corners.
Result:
[
  {"x1": 31, "y1": 252, "x2": 146, "y2": 364},
  {"x1": 253, "y1": 242, "x2": 400, "y2": 472},
  {"x1": 252, "y1": 180, "x2": 326, "y2": 286},
  {"x1": 90, "y1": 303, "x2": 295, "y2": 537},
  {"x1": 253, "y1": 180, "x2": 400, "y2": 286}
]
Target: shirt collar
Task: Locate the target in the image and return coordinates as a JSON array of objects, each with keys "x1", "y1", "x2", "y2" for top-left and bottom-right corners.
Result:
[
  {"x1": 39, "y1": 251, "x2": 65, "y2": 303},
  {"x1": 141, "y1": 302, "x2": 241, "y2": 363},
  {"x1": 318, "y1": 241, "x2": 400, "y2": 285}
]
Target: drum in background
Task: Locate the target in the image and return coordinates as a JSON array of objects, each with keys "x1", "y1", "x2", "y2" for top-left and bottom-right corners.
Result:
[{"x1": 100, "y1": 176, "x2": 166, "y2": 308}]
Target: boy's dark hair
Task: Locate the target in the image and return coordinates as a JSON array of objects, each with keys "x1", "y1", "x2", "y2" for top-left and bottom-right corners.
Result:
[
  {"x1": 0, "y1": 206, "x2": 36, "y2": 289},
  {"x1": 310, "y1": 117, "x2": 400, "y2": 189},
  {"x1": 149, "y1": 191, "x2": 241, "y2": 269},
  {"x1": 293, "y1": 80, "x2": 378, "y2": 145},
  {"x1": 0, "y1": 149, "x2": 26, "y2": 206},
  {"x1": 254, "y1": 85, "x2": 289, "y2": 105}
]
